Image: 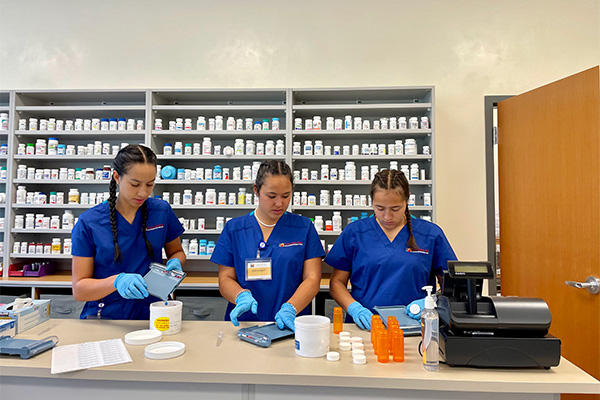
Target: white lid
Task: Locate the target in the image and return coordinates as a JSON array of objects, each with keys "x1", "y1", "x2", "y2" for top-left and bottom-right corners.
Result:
[
  {"x1": 352, "y1": 349, "x2": 365, "y2": 357},
  {"x1": 339, "y1": 342, "x2": 352, "y2": 351},
  {"x1": 351, "y1": 336, "x2": 363, "y2": 343},
  {"x1": 144, "y1": 341, "x2": 185, "y2": 360},
  {"x1": 125, "y1": 329, "x2": 163, "y2": 345},
  {"x1": 352, "y1": 342, "x2": 364, "y2": 350},
  {"x1": 327, "y1": 351, "x2": 340, "y2": 361},
  {"x1": 353, "y1": 355, "x2": 367, "y2": 364}
]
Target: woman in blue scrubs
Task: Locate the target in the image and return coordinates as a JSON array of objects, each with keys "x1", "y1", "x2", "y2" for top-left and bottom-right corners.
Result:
[
  {"x1": 326, "y1": 169, "x2": 456, "y2": 330},
  {"x1": 211, "y1": 160, "x2": 325, "y2": 331},
  {"x1": 72, "y1": 145, "x2": 185, "y2": 320}
]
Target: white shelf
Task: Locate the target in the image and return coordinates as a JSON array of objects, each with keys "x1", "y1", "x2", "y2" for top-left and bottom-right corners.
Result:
[
  {"x1": 293, "y1": 155, "x2": 432, "y2": 160},
  {"x1": 316, "y1": 231, "x2": 343, "y2": 236},
  {"x1": 292, "y1": 103, "x2": 432, "y2": 111},
  {"x1": 293, "y1": 205, "x2": 433, "y2": 211},
  {"x1": 13, "y1": 155, "x2": 115, "y2": 160},
  {"x1": 183, "y1": 229, "x2": 223, "y2": 235},
  {"x1": 155, "y1": 180, "x2": 253, "y2": 185},
  {"x1": 152, "y1": 105, "x2": 286, "y2": 111},
  {"x1": 291, "y1": 129, "x2": 431, "y2": 137},
  {"x1": 184, "y1": 255, "x2": 213, "y2": 260},
  {"x1": 0, "y1": 155, "x2": 8, "y2": 160},
  {"x1": 157, "y1": 155, "x2": 286, "y2": 161},
  {"x1": 293, "y1": 205, "x2": 373, "y2": 211},
  {"x1": 13, "y1": 204, "x2": 92, "y2": 209},
  {"x1": 294, "y1": 179, "x2": 432, "y2": 185},
  {"x1": 10, "y1": 253, "x2": 72, "y2": 259},
  {"x1": 170, "y1": 205, "x2": 255, "y2": 210},
  {"x1": 152, "y1": 130, "x2": 285, "y2": 136},
  {"x1": 15, "y1": 105, "x2": 146, "y2": 112},
  {"x1": 11, "y1": 229, "x2": 72, "y2": 234},
  {"x1": 16, "y1": 130, "x2": 145, "y2": 137},
  {"x1": 13, "y1": 179, "x2": 110, "y2": 185}
]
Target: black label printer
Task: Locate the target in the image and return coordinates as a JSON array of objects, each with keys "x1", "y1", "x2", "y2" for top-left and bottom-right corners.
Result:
[{"x1": 437, "y1": 261, "x2": 561, "y2": 368}]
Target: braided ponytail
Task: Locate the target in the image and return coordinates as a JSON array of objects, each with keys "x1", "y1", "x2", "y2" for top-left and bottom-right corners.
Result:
[
  {"x1": 140, "y1": 201, "x2": 154, "y2": 259},
  {"x1": 370, "y1": 169, "x2": 419, "y2": 250},
  {"x1": 110, "y1": 144, "x2": 158, "y2": 263},
  {"x1": 109, "y1": 176, "x2": 122, "y2": 262}
]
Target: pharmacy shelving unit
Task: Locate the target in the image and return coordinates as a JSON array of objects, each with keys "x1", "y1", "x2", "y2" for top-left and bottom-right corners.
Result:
[
  {"x1": 289, "y1": 87, "x2": 435, "y2": 257},
  {"x1": 3, "y1": 91, "x2": 147, "y2": 299},
  {"x1": 149, "y1": 89, "x2": 289, "y2": 271},
  {"x1": 0, "y1": 87, "x2": 436, "y2": 318},
  {"x1": 0, "y1": 91, "x2": 10, "y2": 271}
]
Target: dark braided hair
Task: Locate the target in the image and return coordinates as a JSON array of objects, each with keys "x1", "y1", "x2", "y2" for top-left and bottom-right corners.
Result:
[
  {"x1": 254, "y1": 160, "x2": 294, "y2": 194},
  {"x1": 370, "y1": 169, "x2": 419, "y2": 251},
  {"x1": 109, "y1": 144, "x2": 157, "y2": 262}
]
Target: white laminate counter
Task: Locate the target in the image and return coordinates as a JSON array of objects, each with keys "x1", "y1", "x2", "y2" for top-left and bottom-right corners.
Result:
[{"x1": 0, "y1": 319, "x2": 599, "y2": 400}]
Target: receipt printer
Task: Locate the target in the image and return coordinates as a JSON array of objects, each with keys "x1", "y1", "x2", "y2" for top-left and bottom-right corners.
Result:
[{"x1": 437, "y1": 261, "x2": 561, "y2": 369}]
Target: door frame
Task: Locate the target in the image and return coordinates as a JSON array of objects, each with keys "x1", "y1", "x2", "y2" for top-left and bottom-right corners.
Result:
[{"x1": 484, "y1": 95, "x2": 513, "y2": 295}]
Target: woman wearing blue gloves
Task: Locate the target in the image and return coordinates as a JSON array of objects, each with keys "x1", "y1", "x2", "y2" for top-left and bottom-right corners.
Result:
[
  {"x1": 72, "y1": 145, "x2": 185, "y2": 319},
  {"x1": 211, "y1": 160, "x2": 324, "y2": 331},
  {"x1": 326, "y1": 169, "x2": 456, "y2": 330}
]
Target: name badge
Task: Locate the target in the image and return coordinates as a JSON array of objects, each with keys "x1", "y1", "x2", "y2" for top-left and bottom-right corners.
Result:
[{"x1": 245, "y1": 258, "x2": 272, "y2": 281}]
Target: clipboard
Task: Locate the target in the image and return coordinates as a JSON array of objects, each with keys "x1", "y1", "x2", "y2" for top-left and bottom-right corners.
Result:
[{"x1": 143, "y1": 263, "x2": 187, "y2": 300}]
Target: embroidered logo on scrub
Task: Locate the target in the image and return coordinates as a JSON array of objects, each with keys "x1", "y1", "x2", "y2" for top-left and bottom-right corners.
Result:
[
  {"x1": 279, "y1": 241, "x2": 303, "y2": 248},
  {"x1": 406, "y1": 248, "x2": 429, "y2": 254},
  {"x1": 146, "y1": 224, "x2": 164, "y2": 232}
]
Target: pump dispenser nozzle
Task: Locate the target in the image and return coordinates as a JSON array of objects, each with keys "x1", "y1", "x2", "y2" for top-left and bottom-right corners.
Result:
[{"x1": 422, "y1": 285, "x2": 436, "y2": 310}]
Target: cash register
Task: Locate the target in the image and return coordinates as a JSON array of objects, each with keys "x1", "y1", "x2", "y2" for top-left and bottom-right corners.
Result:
[{"x1": 437, "y1": 261, "x2": 561, "y2": 368}]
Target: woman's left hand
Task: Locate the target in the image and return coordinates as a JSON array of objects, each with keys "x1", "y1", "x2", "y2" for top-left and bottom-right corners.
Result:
[{"x1": 275, "y1": 302, "x2": 297, "y2": 331}]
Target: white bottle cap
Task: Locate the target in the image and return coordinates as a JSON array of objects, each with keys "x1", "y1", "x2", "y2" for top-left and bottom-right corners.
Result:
[
  {"x1": 327, "y1": 351, "x2": 340, "y2": 361},
  {"x1": 352, "y1": 349, "x2": 365, "y2": 357},
  {"x1": 352, "y1": 342, "x2": 364, "y2": 350},
  {"x1": 351, "y1": 336, "x2": 363, "y2": 343},
  {"x1": 353, "y1": 355, "x2": 367, "y2": 364},
  {"x1": 339, "y1": 342, "x2": 352, "y2": 351},
  {"x1": 339, "y1": 336, "x2": 351, "y2": 343}
]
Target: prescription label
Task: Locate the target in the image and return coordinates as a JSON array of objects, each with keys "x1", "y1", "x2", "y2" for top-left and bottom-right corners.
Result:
[{"x1": 154, "y1": 317, "x2": 170, "y2": 331}]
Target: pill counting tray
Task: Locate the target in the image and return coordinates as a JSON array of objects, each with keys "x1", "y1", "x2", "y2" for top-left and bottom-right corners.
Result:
[
  {"x1": 143, "y1": 263, "x2": 187, "y2": 301},
  {"x1": 374, "y1": 305, "x2": 421, "y2": 336}
]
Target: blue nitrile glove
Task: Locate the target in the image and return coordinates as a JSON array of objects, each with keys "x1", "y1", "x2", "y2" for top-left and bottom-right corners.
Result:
[
  {"x1": 275, "y1": 302, "x2": 297, "y2": 331},
  {"x1": 347, "y1": 301, "x2": 373, "y2": 331},
  {"x1": 113, "y1": 273, "x2": 149, "y2": 300},
  {"x1": 230, "y1": 290, "x2": 258, "y2": 327},
  {"x1": 406, "y1": 297, "x2": 426, "y2": 320},
  {"x1": 165, "y1": 258, "x2": 182, "y2": 271}
]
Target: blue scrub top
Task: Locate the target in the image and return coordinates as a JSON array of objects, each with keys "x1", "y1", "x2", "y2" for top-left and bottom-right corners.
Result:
[
  {"x1": 72, "y1": 198, "x2": 184, "y2": 320},
  {"x1": 324, "y1": 216, "x2": 456, "y2": 322},
  {"x1": 210, "y1": 212, "x2": 325, "y2": 322}
]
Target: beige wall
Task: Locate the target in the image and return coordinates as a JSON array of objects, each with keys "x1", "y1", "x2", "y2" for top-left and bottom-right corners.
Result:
[{"x1": 1, "y1": 0, "x2": 598, "y2": 260}]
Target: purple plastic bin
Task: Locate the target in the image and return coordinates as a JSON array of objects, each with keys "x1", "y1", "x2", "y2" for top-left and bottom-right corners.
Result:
[{"x1": 23, "y1": 262, "x2": 57, "y2": 277}]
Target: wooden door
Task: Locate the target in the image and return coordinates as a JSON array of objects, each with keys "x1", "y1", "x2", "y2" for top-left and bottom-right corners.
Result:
[{"x1": 498, "y1": 66, "x2": 600, "y2": 400}]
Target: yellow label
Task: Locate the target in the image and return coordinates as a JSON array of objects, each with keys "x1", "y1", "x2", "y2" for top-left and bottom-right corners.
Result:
[
  {"x1": 247, "y1": 266, "x2": 270, "y2": 277},
  {"x1": 154, "y1": 317, "x2": 170, "y2": 331}
]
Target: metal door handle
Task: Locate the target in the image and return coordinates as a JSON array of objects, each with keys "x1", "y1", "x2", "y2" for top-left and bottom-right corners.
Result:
[{"x1": 565, "y1": 276, "x2": 599, "y2": 295}]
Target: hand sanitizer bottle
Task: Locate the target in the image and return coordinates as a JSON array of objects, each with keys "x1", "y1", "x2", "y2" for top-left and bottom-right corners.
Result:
[{"x1": 421, "y1": 285, "x2": 439, "y2": 371}]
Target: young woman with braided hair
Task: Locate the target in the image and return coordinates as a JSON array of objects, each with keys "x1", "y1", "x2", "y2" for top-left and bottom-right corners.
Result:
[
  {"x1": 326, "y1": 169, "x2": 456, "y2": 331},
  {"x1": 72, "y1": 145, "x2": 185, "y2": 320},
  {"x1": 211, "y1": 160, "x2": 324, "y2": 331}
]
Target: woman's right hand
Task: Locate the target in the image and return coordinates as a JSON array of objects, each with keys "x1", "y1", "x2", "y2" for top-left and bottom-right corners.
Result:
[
  {"x1": 113, "y1": 273, "x2": 148, "y2": 299},
  {"x1": 230, "y1": 291, "x2": 258, "y2": 326},
  {"x1": 347, "y1": 301, "x2": 373, "y2": 330}
]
